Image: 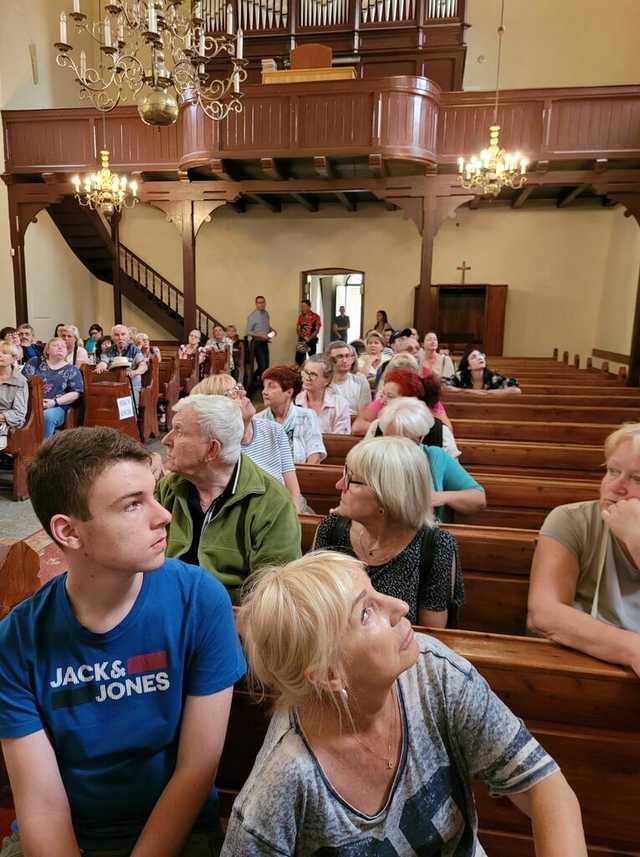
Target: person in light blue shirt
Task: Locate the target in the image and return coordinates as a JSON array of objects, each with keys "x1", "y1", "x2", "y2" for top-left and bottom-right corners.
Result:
[
  {"x1": 374, "y1": 396, "x2": 486, "y2": 520},
  {"x1": 0, "y1": 427, "x2": 245, "y2": 857}
]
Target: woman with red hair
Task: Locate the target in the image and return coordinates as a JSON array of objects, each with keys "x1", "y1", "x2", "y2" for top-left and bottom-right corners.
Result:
[
  {"x1": 353, "y1": 368, "x2": 459, "y2": 457},
  {"x1": 256, "y1": 364, "x2": 326, "y2": 464}
]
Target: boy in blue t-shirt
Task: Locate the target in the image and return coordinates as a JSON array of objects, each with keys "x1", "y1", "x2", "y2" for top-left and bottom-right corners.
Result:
[{"x1": 0, "y1": 427, "x2": 246, "y2": 857}]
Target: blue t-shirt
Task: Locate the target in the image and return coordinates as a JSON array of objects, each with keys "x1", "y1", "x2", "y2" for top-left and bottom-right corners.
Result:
[
  {"x1": 0, "y1": 560, "x2": 246, "y2": 851},
  {"x1": 423, "y1": 446, "x2": 483, "y2": 520}
]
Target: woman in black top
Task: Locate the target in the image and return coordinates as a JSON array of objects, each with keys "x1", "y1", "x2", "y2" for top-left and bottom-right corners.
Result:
[
  {"x1": 314, "y1": 436, "x2": 462, "y2": 627},
  {"x1": 450, "y1": 347, "x2": 521, "y2": 396}
]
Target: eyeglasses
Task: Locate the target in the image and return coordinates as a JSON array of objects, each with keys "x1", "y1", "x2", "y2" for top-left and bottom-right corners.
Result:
[
  {"x1": 223, "y1": 384, "x2": 245, "y2": 399},
  {"x1": 302, "y1": 370, "x2": 320, "y2": 380},
  {"x1": 342, "y1": 465, "x2": 367, "y2": 490}
]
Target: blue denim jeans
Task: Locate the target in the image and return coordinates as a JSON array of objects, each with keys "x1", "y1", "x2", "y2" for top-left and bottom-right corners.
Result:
[{"x1": 43, "y1": 405, "x2": 66, "y2": 439}]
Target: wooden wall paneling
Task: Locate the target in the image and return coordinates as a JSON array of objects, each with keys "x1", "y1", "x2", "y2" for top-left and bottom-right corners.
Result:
[
  {"x1": 104, "y1": 112, "x2": 181, "y2": 170},
  {"x1": 3, "y1": 113, "x2": 94, "y2": 172},
  {"x1": 220, "y1": 93, "x2": 292, "y2": 153},
  {"x1": 298, "y1": 91, "x2": 374, "y2": 149},
  {"x1": 379, "y1": 89, "x2": 438, "y2": 159},
  {"x1": 483, "y1": 284, "x2": 507, "y2": 356},
  {"x1": 545, "y1": 94, "x2": 640, "y2": 157}
]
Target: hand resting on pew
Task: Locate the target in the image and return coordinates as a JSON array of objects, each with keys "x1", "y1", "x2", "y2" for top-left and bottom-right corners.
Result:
[{"x1": 528, "y1": 424, "x2": 640, "y2": 675}]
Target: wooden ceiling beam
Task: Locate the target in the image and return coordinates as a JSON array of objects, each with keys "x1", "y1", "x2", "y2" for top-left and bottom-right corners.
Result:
[
  {"x1": 335, "y1": 192, "x2": 356, "y2": 211},
  {"x1": 512, "y1": 185, "x2": 534, "y2": 209},
  {"x1": 245, "y1": 193, "x2": 281, "y2": 213},
  {"x1": 226, "y1": 199, "x2": 247, "y2": 214},
  {"x1": 290, "y1": 192, "x2": 318, "y2": 212},
  {"x1": 313, "y1": 156, "x2": 334, "y2": 179},
  {"x1": 557, "y1": 183, "x2": 590, "y2": 208},
  {"x1": 260, "y1": 158, "x2": 285, "y2": 181},
  {"x1": 209, "y1": 159, "x2": 234, "y2": 181}
]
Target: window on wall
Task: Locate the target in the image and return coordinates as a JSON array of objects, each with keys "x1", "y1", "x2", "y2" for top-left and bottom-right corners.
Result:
[{"x1": 303, "y1": 269, "x2": 364, "y2": 352}]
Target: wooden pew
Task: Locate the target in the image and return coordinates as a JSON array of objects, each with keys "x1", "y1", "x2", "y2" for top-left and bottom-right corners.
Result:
[
  {"x1": 138, "y1": 355, "x2": 160, "y2": 441},
  {"x1": 0, "y1": 538, "x2": 40, "y2": 620},
  {"x1": 216, "y1": 629, "x2": 640, "y2": 856},
  {"x1": 81, "y1": 366, "x2": 141, "y2": 441},
  {"x1": 446, "y1": 392, "x2": 640, "y2": 408},
  {"x1": 5, "y1": 375, "x2": 44, "y2": 501},
  {"x1": 453, "y1": 419, "x2": 616, "y2": 445},
  {"x1": 296, "y1": 464, "x2": 599, "y2": 529},
  {"x1": 300, "y1": 514, "x2": 536, "y2": 635},
  {"x1": 321, "y1": 434, "x2": 605, "y2": 479},
  {"x1": 445, "y1": 402, "x2": 638, "y2": 424}
]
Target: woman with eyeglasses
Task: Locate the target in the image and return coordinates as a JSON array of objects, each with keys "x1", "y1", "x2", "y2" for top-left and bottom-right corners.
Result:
[
  {"x1": 450, "y1": 347, "x2": 521, "y2": 395},
  {"x1": 295, "y1": 354, "x2": 351, "y2": 435},
  {"x1": 222, "y1": 551, "x2": 586, "y2": 857},
  {"x1": 191, "y1": 374, "x2": 304, "y2": 511},
  {"x1": 314, "y1": 436, "x2": 462, "y2": 628}
]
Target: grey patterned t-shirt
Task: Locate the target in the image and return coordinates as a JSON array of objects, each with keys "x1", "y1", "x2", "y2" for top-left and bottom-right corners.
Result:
[{"x1": 221, "y1": 634, "x2": 557, "y2": 856}]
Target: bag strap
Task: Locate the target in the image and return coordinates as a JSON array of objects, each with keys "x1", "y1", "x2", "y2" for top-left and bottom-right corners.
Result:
[{"x1": 590, "y1": 522, "x2": 610, "y2": 619}]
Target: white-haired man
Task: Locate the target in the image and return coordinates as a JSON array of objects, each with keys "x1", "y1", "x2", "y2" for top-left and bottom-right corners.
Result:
[
  {"x1": 94, "y1": 324, "x2": 148, "y2": 403},
  {"x1": 157, "y1": 395, "x2": 301, "y2": 600}
]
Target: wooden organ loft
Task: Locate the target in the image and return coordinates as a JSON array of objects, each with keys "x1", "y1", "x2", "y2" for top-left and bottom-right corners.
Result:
[{"x1": 203, "y1": 0, "x2": 467, "y2": 91}]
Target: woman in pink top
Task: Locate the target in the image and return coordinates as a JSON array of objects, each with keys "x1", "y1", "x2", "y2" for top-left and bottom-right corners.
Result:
[{"x1": 295, "y1": 353, "x2": 351, "y2": 434}]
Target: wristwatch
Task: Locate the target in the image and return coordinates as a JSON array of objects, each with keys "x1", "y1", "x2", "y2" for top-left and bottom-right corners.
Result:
[{"x1": 54, "y1": 396, "x2": 59, "y2": 406}]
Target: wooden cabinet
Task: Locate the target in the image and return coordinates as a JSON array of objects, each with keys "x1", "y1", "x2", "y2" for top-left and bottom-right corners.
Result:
[{"x1": 427, "y1": 283, "x2": 508, "y2": 356}]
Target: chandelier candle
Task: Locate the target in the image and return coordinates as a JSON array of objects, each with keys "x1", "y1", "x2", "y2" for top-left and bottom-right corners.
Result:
[{"x1": 54, "y1": 0, "x2": 248, "y2": 124}]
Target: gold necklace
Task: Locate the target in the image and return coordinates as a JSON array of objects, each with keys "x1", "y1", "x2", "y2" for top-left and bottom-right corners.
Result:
[{"x1": 351, "y1": 688, "x2": 398, "y2": 770}]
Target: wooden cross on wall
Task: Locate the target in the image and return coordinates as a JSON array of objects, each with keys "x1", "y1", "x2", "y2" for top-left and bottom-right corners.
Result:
[{"x1": 457, "y1": 260, "x2": 471, "y2": 284}]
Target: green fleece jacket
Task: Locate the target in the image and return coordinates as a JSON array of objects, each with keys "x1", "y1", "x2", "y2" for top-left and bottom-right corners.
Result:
[{"x1": 156, "y1": 454, "x2": 301, "y2": 598}]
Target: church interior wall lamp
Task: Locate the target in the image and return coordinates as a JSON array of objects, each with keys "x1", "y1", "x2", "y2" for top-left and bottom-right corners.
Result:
[
  {"x1": 457, "y1": 0, "x2": 528, "y2": 197},
  {"x1": 54, "y1": 0, "x2": 247, "y2": 125}
]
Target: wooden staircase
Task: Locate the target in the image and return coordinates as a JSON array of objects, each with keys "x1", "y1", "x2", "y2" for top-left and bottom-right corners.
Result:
[{"x1": 48, "y1": 196, "x2": 221, "y2": 340}]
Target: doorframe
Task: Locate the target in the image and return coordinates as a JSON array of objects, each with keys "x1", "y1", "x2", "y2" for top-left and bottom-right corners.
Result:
[{"x1": 300, "y1": 267, "x2": 365, "y2": 342}]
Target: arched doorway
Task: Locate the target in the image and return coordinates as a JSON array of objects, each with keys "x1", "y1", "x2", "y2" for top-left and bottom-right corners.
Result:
[{"x1": 300, "y1": 267, "x2": 365, "y2": 352}]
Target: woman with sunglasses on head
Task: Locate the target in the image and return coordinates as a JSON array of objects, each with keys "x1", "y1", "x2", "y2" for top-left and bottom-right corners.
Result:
[
  {"x1": 191, "y1": 374, "x2": 303, "y2": 511},
  {"x1": 450, "y1": 347, "x2": 521, "y2": 396},
  {"x1": 222, "y1": 550, "x2": 585, "y2": 857},
  {"x1": 314, "y1": 436, "x2": 462, "y2": 629}
]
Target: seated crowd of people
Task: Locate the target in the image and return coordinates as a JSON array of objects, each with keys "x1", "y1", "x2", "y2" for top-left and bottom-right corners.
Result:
[{"x1": 0, "y1": 310, "x2": 638, "y2": 856}]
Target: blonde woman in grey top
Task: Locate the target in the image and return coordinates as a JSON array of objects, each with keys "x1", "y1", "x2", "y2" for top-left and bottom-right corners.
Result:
[
  {"x1": 528, "y1": 422, "x2": 640, "y2": 675},
  {"x1": 0, "y1": 343, "x2": 28, "y2": 449},
  {"x1": 222, "y1": 552, "x2": 585, "y2": 857}
]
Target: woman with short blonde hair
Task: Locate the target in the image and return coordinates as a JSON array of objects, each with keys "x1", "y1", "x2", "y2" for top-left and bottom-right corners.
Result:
[
  {"x1": 60, "y1": 325, "x2": 89, "y2": 367},
  {"x1": 222, "y1": 551, "x2": 586, "y2": 857},
  {"x1": 0, "y1": 342, "x2": 28, "y2": 449},
  {"x1": 314, "y1": 436, "x2": 462, "y2": 627},
  {"x1": 529, "y1": 421, "x2": 640, "y2": 673}
]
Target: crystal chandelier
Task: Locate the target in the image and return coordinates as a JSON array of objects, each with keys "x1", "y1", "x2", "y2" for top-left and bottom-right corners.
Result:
[
  {"x1": 55, "y1": 1, "x2": 247, "y2": 126},
  {"x1": 457, "y1": 0, "x2": 528, "y2": 197},
  {"x1": 72, "y1": 149, "x2": 139, "y2": 215}
]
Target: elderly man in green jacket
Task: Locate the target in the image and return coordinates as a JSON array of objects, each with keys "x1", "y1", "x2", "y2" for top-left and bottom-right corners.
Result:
[{"x1": 156, "y1": 394, "x2": 301, "y2": 600}]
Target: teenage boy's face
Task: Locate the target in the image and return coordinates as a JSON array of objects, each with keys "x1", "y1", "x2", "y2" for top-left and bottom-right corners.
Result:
[{"x1": 59, "y1": 461, "x2": 171, "y2": 574}]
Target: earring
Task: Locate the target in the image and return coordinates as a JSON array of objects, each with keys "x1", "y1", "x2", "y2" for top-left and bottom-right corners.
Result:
[
  {"x1": 340, "y1": 687, "x2": 349, "y2": 703},
  {"x1": 378, "y1": 507, "x2": 385, "y2": 516}
]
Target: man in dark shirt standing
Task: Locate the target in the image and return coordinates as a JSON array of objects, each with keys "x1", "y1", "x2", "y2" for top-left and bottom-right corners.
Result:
[
  {"x1": 246, "y1": 296, "x2": 275, "y2": 388},
  {"x1": 295, "y1": 300, "x2": 322, "y2": 366},
  {"x1": 332, "y1": 306, "x2": 350, "y2": 342}
]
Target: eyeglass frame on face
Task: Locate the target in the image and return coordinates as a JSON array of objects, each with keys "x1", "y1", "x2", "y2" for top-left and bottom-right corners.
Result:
[
  {"x1": 223, "y1": 383, "x2": 245, "y2": 399},
  {"x1": 302, "y1": 369, "x2": 320, "y2": 380},
  {"x1": 342, "y1": 464, "x2": 367, "y2": 491}
]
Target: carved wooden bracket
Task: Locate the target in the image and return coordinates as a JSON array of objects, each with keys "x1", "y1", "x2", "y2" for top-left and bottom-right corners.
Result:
[
  {"x1": 194, "y1": 200, "x2": 227, "y2": 236},
  {"x1": 607, "y1": 193, "x2": 640, "y2": 226}
]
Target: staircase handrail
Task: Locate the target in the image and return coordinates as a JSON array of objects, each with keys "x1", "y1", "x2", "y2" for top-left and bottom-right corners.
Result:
[{"x1": 118, "y1": 244, "x2": 223, "y2": 340}]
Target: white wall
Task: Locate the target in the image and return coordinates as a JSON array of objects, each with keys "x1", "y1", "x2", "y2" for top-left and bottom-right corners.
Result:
[{"x1": 464, "y1": 0, "x2": 640, "y2": 91}]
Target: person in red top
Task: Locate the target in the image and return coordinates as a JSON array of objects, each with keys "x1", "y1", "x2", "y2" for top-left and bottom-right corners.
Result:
[{"x1": 295, "y1": 299, "x2": 322, "y2": 366}]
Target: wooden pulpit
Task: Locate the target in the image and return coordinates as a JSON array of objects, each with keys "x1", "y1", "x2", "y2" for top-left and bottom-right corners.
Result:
[{"x1": 427, "y1": 283, "x2": 508, "y2": 355}]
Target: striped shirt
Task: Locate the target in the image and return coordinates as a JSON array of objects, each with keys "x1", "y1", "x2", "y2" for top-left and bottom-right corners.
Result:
[{"x1": 241, "y1": 418, "x2": 295, "y2": 483}]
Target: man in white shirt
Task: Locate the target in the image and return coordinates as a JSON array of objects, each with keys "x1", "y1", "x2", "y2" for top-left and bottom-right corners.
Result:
[{"x1": 327, "y1": 340, "x2": 371, "y2": 415}]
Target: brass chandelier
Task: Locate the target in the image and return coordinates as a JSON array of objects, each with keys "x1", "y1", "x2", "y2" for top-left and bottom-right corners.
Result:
[
  {"x1": 457, "y1": 0, "x2": 528, "y2": 197},
  {"x1": 55, "y1": 1, "x2": 247, "y2": 126},
  {"x1": 72, "y1": 149, "x2": 139, "y2": 216}
]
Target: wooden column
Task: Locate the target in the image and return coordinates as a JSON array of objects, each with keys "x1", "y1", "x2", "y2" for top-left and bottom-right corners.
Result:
[
  {"x1": 7, "y1": 193, "x2": 29, "y2": 324},
  {"x1": 182, "y1": 201, "x2": 197, "y2": 339},
  {"x1": 111, "y1": 211, "x2": 123, "y2": 325},
  {"x1": 415, "y1": 192, "x2": 437, "y2": 335},
  {"x1": 609, "y1": 195, "x2": 640, "y2": 386}
]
